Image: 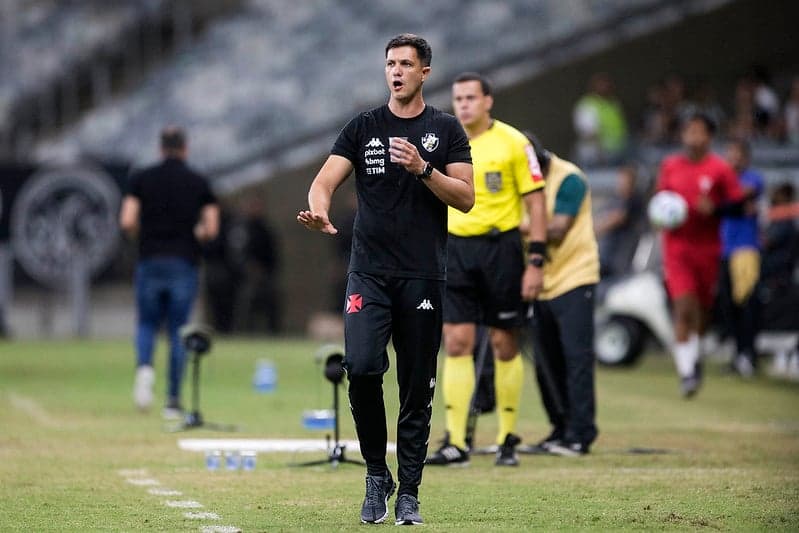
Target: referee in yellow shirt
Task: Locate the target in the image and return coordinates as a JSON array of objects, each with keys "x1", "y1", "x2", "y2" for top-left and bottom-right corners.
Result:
[{"x1": 426, "y1": 73, "x2": 547, "y2": 467}]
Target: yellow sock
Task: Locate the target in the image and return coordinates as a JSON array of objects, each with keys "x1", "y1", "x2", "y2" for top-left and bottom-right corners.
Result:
[
  {"x1": 442, "y1": 355, "x2": 475, "y2": 450},
  {"x1": 495, "y1": 354, "x2": 523, "y2": 445}
]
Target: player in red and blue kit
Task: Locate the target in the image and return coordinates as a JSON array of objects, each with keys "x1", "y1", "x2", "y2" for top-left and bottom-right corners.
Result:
[{"x1": 656, "y1": 113, "x2": 743, "y2": 397}]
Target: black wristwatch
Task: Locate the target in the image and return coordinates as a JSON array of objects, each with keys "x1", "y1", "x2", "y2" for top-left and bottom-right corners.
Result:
[
  {"x1": 528, "y1": 256, "x2": 544, "y2": 268},
  {"x1": 417, "y1": 161, "x2": 434, "y2": 180}
]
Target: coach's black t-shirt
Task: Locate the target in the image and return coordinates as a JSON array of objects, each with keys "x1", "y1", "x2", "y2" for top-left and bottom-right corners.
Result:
[
  {"x1": 332, "y1": 104, "x2": 472, "y2": 280},
  {"x1": 127, "y1": 158, "x2": 216, "y2": 264}
]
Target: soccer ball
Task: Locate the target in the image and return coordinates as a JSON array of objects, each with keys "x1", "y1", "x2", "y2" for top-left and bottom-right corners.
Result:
[{"x1": 647, "y1": 190, "x2": 688, "y2": 230}]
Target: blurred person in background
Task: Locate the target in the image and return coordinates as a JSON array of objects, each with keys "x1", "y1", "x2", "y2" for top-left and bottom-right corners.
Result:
[
  {"x1": 297, "y1": 34, "x2": 473, "y2": 525},
  {"x1": 760, "y1": 182, "x2": 799, "y2": 378},
  {"x1": 718, "y1": 139, "x2": 764, "y2": 377},
  {"x1": 229, "y1": 196, "x2": 281, "y2": 334},
  {"x1": 573, "y1": 72, "x2": 628, "y2": 166},
  {"x1": 425, "y1": 72, "x2": 546, "y2": 468},
  {"x1": 594, "y1": 165, "x2": 644, "y2": 279},
  {"x1": 119, "y1": 126, "x2": 219, "y2": 419},
  {"x1": 656, "y1": 113, "x2": 743, "y2": 397},
  {"x1": 523, "y1": 135, "x2": 600, "y2": 457},
  {"x1": 784, "y1": 77, "x2": 799, "y2": 146}
]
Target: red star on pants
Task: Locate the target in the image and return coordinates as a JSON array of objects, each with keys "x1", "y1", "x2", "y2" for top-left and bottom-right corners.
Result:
[{"x1": 346, "y1": 294, "x2": 363, "y2": 314}]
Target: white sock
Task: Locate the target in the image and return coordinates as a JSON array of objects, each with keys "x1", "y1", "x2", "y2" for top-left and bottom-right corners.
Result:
[{"x1": 673, "y1": 335, "x2": 700, "y2": 378}]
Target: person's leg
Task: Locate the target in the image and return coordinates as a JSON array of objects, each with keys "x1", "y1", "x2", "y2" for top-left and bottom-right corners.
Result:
[
  {"x1": 550, "y1": 285, "x2": 598, "y2": 448},
  {"x1": 343, "y1": 273, "x2": 393, "y2": 478},
  {"x1": 528, "y1": 300, "x2": 568, "y2": 439},
  {"x1": 665, "y1": 246, "x2": 704, "y2": 394},
  {"x1": 392, "y1": 277, "x2": 444, "y2": 499},
  {"x1": 490, "y1": 327, "x2": 523, "y2": 445},
  {"x1": 133, "y1": 260, "x2": 163, "y2": 410},
  {"x1": 438, "y1": 236, "x2": 480, "y2": 452},
  {"x1": 164, "y1": 259, "x2": 199, "y2": 404}
]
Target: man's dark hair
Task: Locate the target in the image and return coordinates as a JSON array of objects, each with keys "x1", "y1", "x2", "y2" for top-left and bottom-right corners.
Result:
[
  {"x1": 160, "y1": 126, "x2": 187, "y2": 151},
  {"x1": 385, "y1": 33, "x2": 432, "y2": 67},
  {"x1": 453, "y1": 72, "x2": 493, "y2": 96},
  {"x1": 685, "y1": 112, "x2": 717, "y2": 136}
]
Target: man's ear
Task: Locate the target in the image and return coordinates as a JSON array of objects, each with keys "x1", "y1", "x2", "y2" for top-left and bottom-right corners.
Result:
[
  {"x1": 486, "y1": 94, "x2": 494, "y2": 112},
  {"x1": 422, "y1": 66, "x2": 431, "y2": 79}
]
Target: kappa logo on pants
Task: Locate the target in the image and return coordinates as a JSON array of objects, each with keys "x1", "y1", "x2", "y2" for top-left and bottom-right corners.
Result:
[
  {"x1": 416, "y1": 299, "x2": 434, "y2": 310},
  {"x1": 346, "y1": 294, "x2": 363, "y2": 314}
]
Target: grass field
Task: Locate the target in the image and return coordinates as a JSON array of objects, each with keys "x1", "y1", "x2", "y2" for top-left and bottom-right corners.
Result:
[{"x1": 1, "y1": 337, "x2": 798, "y2": 531}]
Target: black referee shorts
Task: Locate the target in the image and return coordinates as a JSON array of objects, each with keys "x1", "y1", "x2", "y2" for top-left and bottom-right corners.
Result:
[{"x1": 444, "y1": 228, "x2": 524, "y2": 329}]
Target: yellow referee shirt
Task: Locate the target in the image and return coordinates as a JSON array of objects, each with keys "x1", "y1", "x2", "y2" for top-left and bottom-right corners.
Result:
[{"x1": 448, "y1": 120, "x2": 545, "y2": 236}]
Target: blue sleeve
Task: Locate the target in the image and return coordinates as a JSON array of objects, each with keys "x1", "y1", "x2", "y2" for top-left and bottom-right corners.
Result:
[{"x1": 554, "y1": 174, "x2": 587, "y2": 216}]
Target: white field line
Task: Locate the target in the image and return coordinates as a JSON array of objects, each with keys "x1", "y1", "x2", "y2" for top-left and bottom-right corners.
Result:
[
  {"x1": 185, "y1": 512, "x2": 221, "y2": 520},
  {"x1": 118, "y1": 469, "x2": 149, "y2": 477},
  {"x1": 7, "y1": 392, "x2": 61, "y2": 428},
  {"x1": 126, "y1": 478, "x2": 160, "y2": 486},
  {"x1": 165, "y1": 500, "x2": 203, "y2": 509},
  {"x1": 149, "y1": 488, "x2": 183, "y2": 496},
  {"x1": 119, "y1": 467, "x2": 239, "y2": 531}
]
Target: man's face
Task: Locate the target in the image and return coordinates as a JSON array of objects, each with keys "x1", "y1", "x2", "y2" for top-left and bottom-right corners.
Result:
[
  {"x1": 452, "y1": 80, "x2": 492, "y2": 128},
  {"x1": 681, "y1": 119, "x2": 712, "y2": 155},
  {"x1": 725, "y1": 144, "x2": 747, "y2": 172},
  {"x1": 385, "y1": 46, "x2": 429, "y2": 102}
]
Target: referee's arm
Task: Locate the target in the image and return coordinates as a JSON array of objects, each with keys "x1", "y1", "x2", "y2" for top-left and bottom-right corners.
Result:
[{"x1": 297, "y1": 155, "x2": 354, "y2": 235}]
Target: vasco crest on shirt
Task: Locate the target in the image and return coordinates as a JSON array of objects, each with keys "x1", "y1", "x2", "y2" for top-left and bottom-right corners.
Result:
[
  {"x1": 421, "y1": 133, "x2": 439, "y2": 152},
  {"x1": 485, "y1": 171, "x2": 502, "y2": 193}
]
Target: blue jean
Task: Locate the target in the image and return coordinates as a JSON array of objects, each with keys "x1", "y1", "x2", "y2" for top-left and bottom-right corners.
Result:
[{"x1": 134, "y1": 257, "x2": 199, "y2": 400}]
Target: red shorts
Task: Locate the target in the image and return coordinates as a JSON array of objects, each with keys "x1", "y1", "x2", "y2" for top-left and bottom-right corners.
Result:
[{"x1": 663, "y1": 242, "x2": 720, "y2": 310}]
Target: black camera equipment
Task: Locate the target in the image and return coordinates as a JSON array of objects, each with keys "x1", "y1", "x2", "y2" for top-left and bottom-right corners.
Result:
[{"x1": 293, "y1": 348, "x2": 364, "y2": 468}]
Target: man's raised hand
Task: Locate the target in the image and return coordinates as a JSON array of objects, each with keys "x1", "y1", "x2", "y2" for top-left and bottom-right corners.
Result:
[{"x1": 297, "y1": 210, "x2": 338, "y2": 234}]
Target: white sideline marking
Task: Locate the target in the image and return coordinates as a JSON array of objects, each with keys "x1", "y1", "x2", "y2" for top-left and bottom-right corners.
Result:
[
  {"x1": 165, "y1": 500, "x2": 203, "y2": 509},
  {"x1": 185, "y1": 512, "x2": 221, "y2": 520},
  {"x1": 126, "y1": 478, "x2": 160, "y2": 486},
  {"x1": 7, "y1": 392, "x2": 60, "y2": 428},
  {"x1": 149, "y1": 488, "x2": 182, "y2": 496},
  {"x1": 118, "y1": 469, "x2": 148, "y2": 477},
  {"x1": 177, "y1": 438, "x2": 397, "y2": 453},
  {"x1": 201, "y1": 527, "x2": 242, "y2": 533}
]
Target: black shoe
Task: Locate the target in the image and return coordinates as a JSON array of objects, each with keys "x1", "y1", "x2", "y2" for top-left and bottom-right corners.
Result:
[
  {"x1": 517, "y1": 431, "x2": 562, "y2": 455},
  {"x1": 424, "y1": 443, "x2": 469, "y2": 466},
  {"x1": 547, "y1": 441, "x2": 590, "y2": 457},
  {"x1": 394, "y1": 493, "x2": 423, "y2": 525},
  {"x1": 360, "y1": 472, "x2": 396, "y2": 524},
  {"x1": 495, "y1": 433, "x2": 521, "y2": 466}
]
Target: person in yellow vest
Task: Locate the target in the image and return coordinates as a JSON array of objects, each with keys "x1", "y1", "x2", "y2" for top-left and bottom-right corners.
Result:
[
  {"x1": 426, "y1": 73, "x2": 547, "y2": 467},
  {"x1": 522, "y1": 135, "x2": 600, "y2": 456}
]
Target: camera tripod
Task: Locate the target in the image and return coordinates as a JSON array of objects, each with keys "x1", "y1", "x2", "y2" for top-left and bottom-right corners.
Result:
[{"x1": 292, "y1": 353, "x2": 363, "y2": 468}]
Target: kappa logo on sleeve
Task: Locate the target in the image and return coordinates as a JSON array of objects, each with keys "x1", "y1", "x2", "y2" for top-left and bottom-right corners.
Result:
[{"x1": 346, "y1": 294, "x2": 363, "y2": 314}]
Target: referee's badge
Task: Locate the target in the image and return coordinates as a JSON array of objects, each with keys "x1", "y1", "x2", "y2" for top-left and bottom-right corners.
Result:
[
  {"x1": 421, "y1": 132, "x2": 439, "y2": 152},
  {"x1": 485, "y1": 171, "x2": 502, "y2": 193}
]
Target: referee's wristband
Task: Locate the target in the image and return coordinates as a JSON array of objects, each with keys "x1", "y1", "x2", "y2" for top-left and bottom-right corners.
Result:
[{"x1": 527, "y1": 241, "x2": 546, "y2": 256}]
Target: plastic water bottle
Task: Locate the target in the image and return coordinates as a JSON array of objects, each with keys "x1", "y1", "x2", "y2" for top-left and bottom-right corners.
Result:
[
  {"x1": 253, "y1": 359, "x2": 277, "y2": 393},
  {"x1": 241, "y1": 451, "x2": 257, "y2": 471},
  {"x1": 205, "y1": 450, "x2": 221, "y2": 471},
  {"x1": 224, "y1": 451, "x2": 241, "y2": 471}
]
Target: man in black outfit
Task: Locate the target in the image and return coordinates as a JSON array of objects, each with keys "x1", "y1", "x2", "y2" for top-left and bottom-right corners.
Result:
[
  {"x1": 297, "y1": 34, "x2": 473, "y2": 526},
  {"x1": 120, "y1": 127, "x2": 219, "y2": 418}
]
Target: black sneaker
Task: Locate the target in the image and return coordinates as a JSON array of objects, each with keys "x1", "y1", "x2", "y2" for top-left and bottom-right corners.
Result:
[
  {"x1": 495, "y1": 433, "x2": 521, "y2": 466},
  {"x1": 517, "y1": 431, "x2": 562, "y2": 455},
  {"x1": 547, "y1": 441, "x2": 590, "y2": 457},
  {"x1": 394, "y1": 493, "x2": 423, "y2": 525},
  {"x1": 424, "y1": 443, "x2": 469, "y2": 466},
  {"x1": 360, "y1": 472, "x2": 396, "y2": 524}
]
